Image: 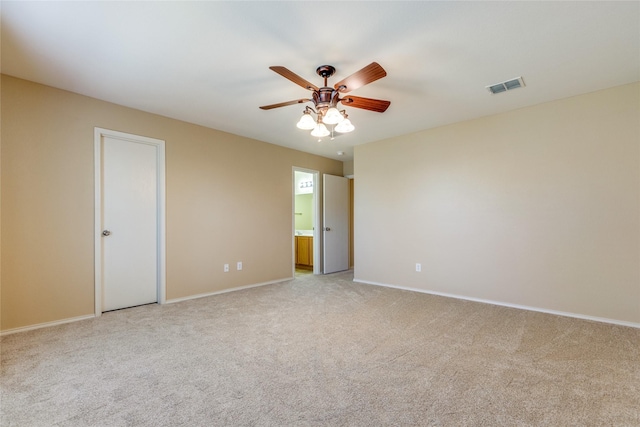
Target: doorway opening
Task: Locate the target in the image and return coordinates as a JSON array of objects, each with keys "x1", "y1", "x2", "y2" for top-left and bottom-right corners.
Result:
[{"x1": 293, "y1": 168, "x2": 320, "y2": 276}]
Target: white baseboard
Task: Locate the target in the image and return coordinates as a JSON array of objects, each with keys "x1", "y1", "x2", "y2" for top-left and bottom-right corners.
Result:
[
  {"x1": 1, "y1": 314, "x2": 96, "y2": 336},
  {"x1": 353, "y1": 278, "x2": 640, "y2": 329},
  {"x1": 165, "y1": 277, "x2": 293, "y2": 304}
]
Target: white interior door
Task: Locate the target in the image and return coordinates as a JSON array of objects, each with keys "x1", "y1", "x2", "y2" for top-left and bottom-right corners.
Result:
[
  {"x1": 323, "y1": 174, "x2": 349, "y2": 274},
  {"x1": 96, "y1": 129, "x2": 165, "y2": 312}
]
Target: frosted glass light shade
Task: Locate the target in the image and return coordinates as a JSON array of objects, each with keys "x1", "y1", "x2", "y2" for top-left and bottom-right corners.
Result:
[
  {"x1": 310, "y1": 122, "x2": 330, "y2": 137},
  {"x1": 296, "y1": 112, "x2": 316, "y2": 130},
  {"x1": 335, "y1": 118, "x2": 354, "y2": 133},
  {"x1": 323, "y1": 107, "x2": 344, "y2": 125}
]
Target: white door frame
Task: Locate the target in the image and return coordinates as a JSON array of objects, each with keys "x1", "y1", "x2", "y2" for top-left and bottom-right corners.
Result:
[
  {"x1": 94, "y1": 128, "x2": 166, "y2": 316},
  {"x1": 292, "y1": 167, "x2": 321, "y2": 275}
]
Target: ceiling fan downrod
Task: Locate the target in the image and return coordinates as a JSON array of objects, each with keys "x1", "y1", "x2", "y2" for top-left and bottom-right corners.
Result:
[{"x1": 313, "y1": 65, "x2": 340, "y2": 110}]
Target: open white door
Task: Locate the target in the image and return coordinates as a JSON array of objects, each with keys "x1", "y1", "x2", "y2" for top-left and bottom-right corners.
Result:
[{"x1": 323, "y1": 174, "x2": 349, "y2": 274}]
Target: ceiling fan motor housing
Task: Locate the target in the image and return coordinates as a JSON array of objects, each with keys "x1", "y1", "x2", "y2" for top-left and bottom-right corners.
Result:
[{"x1": 313, "y1": 87, "x2": 340, "y2": 111}]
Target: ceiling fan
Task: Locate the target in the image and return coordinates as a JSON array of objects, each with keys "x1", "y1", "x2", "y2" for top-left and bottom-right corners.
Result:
[{"x1": 259, "y1": 62, "x2": 391, "y2": 138}]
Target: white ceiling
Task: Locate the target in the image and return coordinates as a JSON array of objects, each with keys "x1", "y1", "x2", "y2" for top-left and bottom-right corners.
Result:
[{"x1": 2, "y1": 1, "x2": 638, "y2": 161}]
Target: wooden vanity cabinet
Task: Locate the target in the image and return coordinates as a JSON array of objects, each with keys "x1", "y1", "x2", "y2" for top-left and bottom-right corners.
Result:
[{"x1": 295, "y1": 236, "x2": 313, "y2": 268}]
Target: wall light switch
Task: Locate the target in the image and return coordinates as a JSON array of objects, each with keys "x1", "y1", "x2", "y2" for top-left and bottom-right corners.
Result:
[
  {"x1": 224, "y1": 264, "x2": 229, "y2": 272},
  {"x1": 416, "y1": 263, "x2": 421, "y2": 272}
]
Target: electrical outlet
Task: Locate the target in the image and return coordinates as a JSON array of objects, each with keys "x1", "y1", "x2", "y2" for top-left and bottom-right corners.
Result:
[
  {"x1": 224, "y1": 264, "x2": 229, "y2": 272},
  {"x1": 416, "y1": 263, "x2": 421, "y2": 272},
  {"x1": 237, "y1": 261, "x2": 242, "y2": 271}
]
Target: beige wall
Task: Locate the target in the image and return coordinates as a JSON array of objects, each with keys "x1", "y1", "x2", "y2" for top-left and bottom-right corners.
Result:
[
  {"x1": 294, "y1": 194, "x2": 313, "y2": 230},
  {"x1": 343, "y1": 160, "x2": 354, "y2": 177},
  {"x1": 1, "y1": 75, "x2": 343, "y2": 331},
  {"x1": 354, "y1": 83, "x2": 640, "y2": 325}
]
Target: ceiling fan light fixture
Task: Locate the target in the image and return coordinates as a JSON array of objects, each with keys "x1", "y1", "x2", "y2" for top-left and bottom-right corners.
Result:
[
  {"x1": 323, "y1": 106, "x2": 344, "y2": 125},
  {"x1": 310, "y1": 122, "x2": 330, "y2": 138},
  {"x1": 335, "y1": 118, "x2": 354, "y2": 133},
  {"x1": 296, "y1": 111, "x2": 316, "y2": 130},
  {"x1": 260, "y1": 62, "x2": 390, "y2": 140}
]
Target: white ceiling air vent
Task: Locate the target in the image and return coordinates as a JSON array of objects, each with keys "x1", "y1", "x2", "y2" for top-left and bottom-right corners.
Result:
[{"x1": 486, "y1": 77, "x2": 525, "y2": 94}]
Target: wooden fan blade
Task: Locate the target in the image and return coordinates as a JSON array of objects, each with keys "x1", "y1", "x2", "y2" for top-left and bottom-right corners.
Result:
[
  {"x1": 259, "y1": 99, "x2": 311, "y2": 110},
  {"x1": 269, "y1": 66, "x2": 319, "y2": 91},
  {"x1": 334, "y1": 62, "x2": 387, "y2": 93},
  {"x1": 340, "y1": 96, "x2": 390, "y2": 113}
]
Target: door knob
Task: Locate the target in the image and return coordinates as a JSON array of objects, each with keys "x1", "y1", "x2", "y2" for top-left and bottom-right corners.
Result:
[
  {"x1": 102, "y1": 230, "x2": 111, "y2": 236},
  {"x1": 324, "y1": 227, "x2": 331, "y2": 231}
]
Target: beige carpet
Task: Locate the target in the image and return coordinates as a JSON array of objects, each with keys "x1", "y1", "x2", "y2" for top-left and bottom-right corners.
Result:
[{"x1": 1, "y1": 270, "x2": 639, "y2": 426}]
